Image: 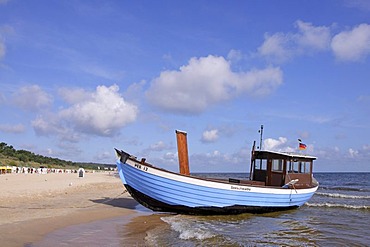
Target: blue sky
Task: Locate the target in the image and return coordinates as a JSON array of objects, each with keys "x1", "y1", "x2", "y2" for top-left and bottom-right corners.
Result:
[{"x1": 0, "y1": 0, "x2": 369, "y2": 172}]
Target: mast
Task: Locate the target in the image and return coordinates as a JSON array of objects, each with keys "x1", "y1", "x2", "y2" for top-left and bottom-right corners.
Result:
[{"x1": 258, "y1": 125, "x2": 264, "y2": 150}]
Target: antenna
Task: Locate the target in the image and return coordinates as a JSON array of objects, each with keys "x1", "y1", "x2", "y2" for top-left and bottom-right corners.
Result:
[{"x1": 258, "y1": 125, "x2": 264, "y2": 150}]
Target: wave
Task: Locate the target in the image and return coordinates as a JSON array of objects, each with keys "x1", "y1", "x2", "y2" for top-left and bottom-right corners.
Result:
[
  {"x1": 320, "y1": 186, "x2": 370, "y2": 192},
  {"x1": 306, "y1": 202, "x2": 370, "y2": 210},
  {"x1": 316, "y1": 192, "x2": 370, "y2": 199},
  {"x1": 161, "y1": 215, "x2": 215, "y2": 241}
]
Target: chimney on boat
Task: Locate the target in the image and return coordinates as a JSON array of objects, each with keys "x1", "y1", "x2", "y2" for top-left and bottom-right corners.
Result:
[{"x1": 176, "y1": 130, "x2": 190, "y2": 175}]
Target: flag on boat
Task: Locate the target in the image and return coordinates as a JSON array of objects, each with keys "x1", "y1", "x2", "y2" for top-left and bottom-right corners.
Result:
[{"x1": 299, "y1": 142, "x2": 307, "y2": 150}]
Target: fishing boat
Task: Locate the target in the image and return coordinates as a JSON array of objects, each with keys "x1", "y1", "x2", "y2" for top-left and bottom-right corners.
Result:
[{"x1": 115, "y1": 129, "x2": 318, "y2": 215}]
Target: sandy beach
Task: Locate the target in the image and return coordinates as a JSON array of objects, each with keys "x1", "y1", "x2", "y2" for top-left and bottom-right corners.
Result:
[{"x1": 0, "y1": 171, "x2": 148, "y2": 246}]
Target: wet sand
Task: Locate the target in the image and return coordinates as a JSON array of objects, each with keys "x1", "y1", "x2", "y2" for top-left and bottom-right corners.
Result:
[{"x1": 0, "y1": 172, "x2": 145, "y2": 246}]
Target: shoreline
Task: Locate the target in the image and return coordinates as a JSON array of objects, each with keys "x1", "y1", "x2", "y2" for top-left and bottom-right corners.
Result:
[{"x1": 0, "y1": 172, "x2": 158, "y2": 246}]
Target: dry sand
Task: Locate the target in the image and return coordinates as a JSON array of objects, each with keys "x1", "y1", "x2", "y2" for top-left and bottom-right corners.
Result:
[{"x1": 0, "y1": 172, "x2": 147, "y2": 246}]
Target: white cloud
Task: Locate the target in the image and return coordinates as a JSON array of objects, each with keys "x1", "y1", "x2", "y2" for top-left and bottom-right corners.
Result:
[
  {"x1": 163, "y1": 152, "x2": 178, "y2": 163},
  {"x1": 201, "y1": 129, "x2": 219, "y2": 143},
  {"x1": 32, "y1": 112, "x2": 84, "y2": 144},
  {"x1": 32, "y1": 84, "x2": 138, "y2": 139},
  {"x1": 0, "y1": 123, "x2": 25, "y2": 133},
  {"x1": 227, "y1": 49, "x2": 243, "y2": 63},
  {"x1": 346, "y1": 145, "x2": 370, "y2": 160},
  {"x1": 258, "y1": 20, "x2": 370, "y2": 63},
  {"x1": 146, "y1": 55, "x2": 283, "y2": 114},
  {"x1": 331, "y1": 23, "x2": 370, "y2": 61},
  {"x1": 12, "y1": 85, "x2": 53, "y2": 111},
  {"x1": 262, "y1": 137, "x2": 302, "y2": 153},
  {"x1": 32, "y1": 116, "x2": 58, "y2": 136},
  {"x1": 295, "y1": 20, "x2": 331, "y2": 50},
  {"x1": 348, "y1": 148, "x2": 359, "y2": 158},
  {"x1": 141, "y1": 140, "x2": 172, "y2": 157},
  {"x1": 149, "y1": 141, "x2": 168, "y2": 152},
  {"x1": 59, "y1": 84, "x2": 138, "y2": 136},
  {"x1": 263, "y1": 137, "x2": 288, "y2": 151},
  {"x1": 258, "y1": 20, "x2": 331, "y2": 63},
  {"x1": 32, "y1": 115, "x2": 81, "y2": 142},
  {"x1": 258, "y1": 32, "x2": 294, "y2": 63}
]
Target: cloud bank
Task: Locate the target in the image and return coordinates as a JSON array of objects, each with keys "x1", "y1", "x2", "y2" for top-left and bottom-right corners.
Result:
[
  {"x1": 258, "y1": 20, "x2": 331, "y2": 63},
  {"x1": 258, "y1": 21, "x2": 370, "y2": 63}
]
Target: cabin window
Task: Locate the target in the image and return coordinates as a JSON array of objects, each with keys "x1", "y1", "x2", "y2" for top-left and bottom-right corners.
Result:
[
  {"x1": 272, "y1": 159, "x2": 283, "y2": 172},
  {"x1": 288, "y1": 161, "x2": 311, "y2": 174},
  {"x1": 301, "y1": 162, "x2": 311, "y2": 173},
  {"x1": 255, "y1": 159, "x2": 267, "y2": 170}
]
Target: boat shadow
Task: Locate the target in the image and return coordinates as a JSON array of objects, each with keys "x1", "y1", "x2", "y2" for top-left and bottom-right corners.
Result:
[{"x1": 90, "y1": 196, "x2": 138, "y2": 210}]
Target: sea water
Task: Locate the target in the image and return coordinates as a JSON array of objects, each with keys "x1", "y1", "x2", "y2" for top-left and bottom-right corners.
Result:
[{"x1": 35, "y1": 173, "x2": 370, "y2": 246}]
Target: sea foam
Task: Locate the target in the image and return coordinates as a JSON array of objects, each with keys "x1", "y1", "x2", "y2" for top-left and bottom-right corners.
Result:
[
  {"x1": 306, "y1": 202, "x2": 370, "y2": 210},
  {"x1": 161, "y1": 215, "x2": 215, "y2": 240},
  {"x1": 316, "y1": 192, "x2": 370, "y2": 199}
]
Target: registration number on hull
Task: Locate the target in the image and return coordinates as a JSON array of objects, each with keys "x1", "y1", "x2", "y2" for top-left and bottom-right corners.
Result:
[{"x1": 134, "y1": 163, "x2": 148, "y2": 172}]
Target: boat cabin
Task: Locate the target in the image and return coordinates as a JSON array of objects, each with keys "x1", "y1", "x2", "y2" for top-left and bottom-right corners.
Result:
[{"x1": 250, "y1": 149, "x2": 317, "y2": 189}]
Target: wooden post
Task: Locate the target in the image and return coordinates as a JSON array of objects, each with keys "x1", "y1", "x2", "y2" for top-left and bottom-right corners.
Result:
[{"x1": 176, "y1": 130, "x2": 190, "y2": 175}]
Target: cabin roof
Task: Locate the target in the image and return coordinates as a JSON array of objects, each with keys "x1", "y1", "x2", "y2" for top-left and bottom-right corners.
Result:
[{"x1": 253, "y1": 150, "x2": 317, "y2": 160}]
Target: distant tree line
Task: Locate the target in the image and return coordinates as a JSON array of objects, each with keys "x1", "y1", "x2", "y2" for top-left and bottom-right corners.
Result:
[{"x1": 0, "y1": 142, "x2": 113, "y2": 170}]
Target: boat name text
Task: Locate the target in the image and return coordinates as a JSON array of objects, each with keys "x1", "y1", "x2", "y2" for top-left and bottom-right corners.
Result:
[
  {"x1": 134, "y1": 164, "x2": 148, "y2": 172},
  {"x1": 231, "y1": 186, "x2": 251, "y2": 191}
]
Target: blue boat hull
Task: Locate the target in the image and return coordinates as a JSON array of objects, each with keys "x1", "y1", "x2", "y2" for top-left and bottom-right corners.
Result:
[
  {"x1": 116, "y1": 152, "x2": 318, "y2": 215},
  {"x1": 124, "y1": 184, "x2": 298, "y2": 215}
]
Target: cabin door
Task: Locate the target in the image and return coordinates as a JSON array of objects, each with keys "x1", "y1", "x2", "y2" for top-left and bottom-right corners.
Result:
[
  {"x1": 267, "y1": 159, "x2": 285, "y2": 186},
  {"x1": 252, "y1": 158, "x2": 267, "y2": 183}
]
